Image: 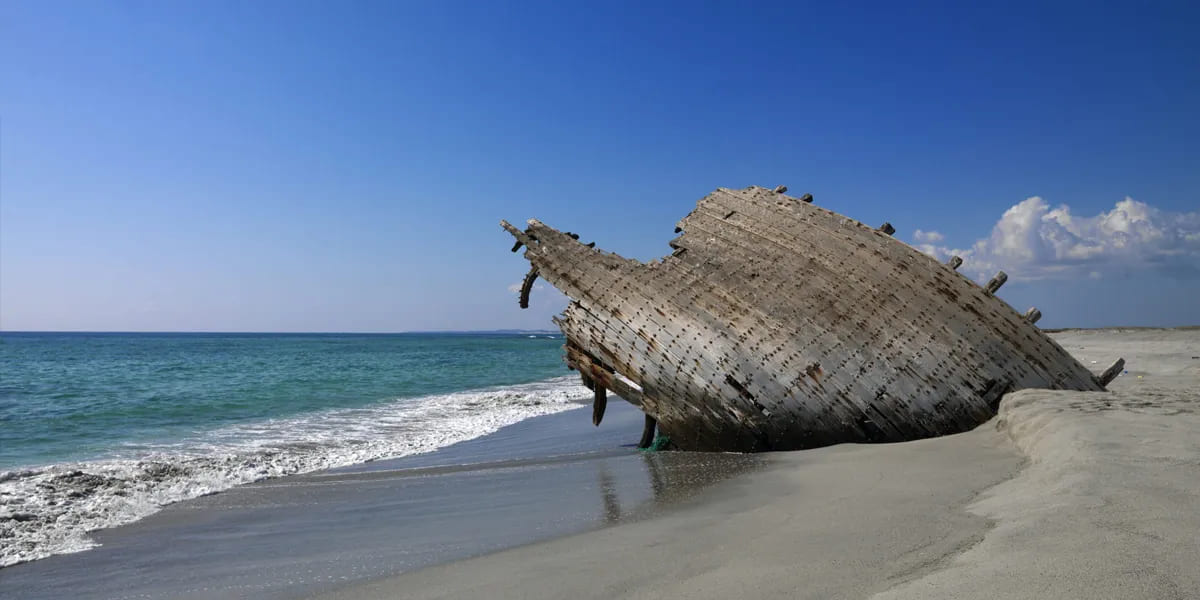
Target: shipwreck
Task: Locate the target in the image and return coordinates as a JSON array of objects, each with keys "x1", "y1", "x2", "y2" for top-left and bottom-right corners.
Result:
[{"x1": 502, "y1": 186, "x2": 1124, "y2": 452}]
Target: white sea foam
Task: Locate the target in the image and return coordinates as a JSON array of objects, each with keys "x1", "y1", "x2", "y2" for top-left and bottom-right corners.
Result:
[{"x1": 0, "y1": 377, "x2": 589, "y2": 568}]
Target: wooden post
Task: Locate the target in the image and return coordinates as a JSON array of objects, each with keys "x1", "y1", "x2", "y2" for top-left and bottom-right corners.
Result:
[
  {"x1": 592, "y1": 385, "x2": 608, "y2": 426},
  {"x1": 1098, "y1": 358, "x2": 1125, "y2": 387},
  {"x1": 638, "y1": 414, "x2": 657, "y2": 449},
  {"x1": 984, "y1": 271, "x2": 1007, "y2": 295},
  {"x1": 947, "y1": 256, "x2": 963, "y2": 270},
  {"x1": 879, "y1": 222, "x2": 896, "y2": 236},
  {"x1": 1024, "y1": 307, "x2": 1042, "y2": 324}
]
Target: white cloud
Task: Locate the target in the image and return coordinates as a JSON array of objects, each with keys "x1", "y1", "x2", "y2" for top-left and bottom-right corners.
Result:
[
  {"x1": 914, "y1": 196, "x2": 1200, "y2": 281},
  {"x1": 913, "y1": 229, "x2": 944, "y2": 243}
]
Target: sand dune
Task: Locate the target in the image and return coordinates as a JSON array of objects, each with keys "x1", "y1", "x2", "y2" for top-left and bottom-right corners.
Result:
[{"x1": 877, "y1": 329, "x2": 1200, "y2": 599}]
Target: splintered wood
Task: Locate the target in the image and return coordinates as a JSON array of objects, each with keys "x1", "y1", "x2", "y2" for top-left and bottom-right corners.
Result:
[{"x1": 503, "y1": 186, "x2": 1113, "y2": 452}]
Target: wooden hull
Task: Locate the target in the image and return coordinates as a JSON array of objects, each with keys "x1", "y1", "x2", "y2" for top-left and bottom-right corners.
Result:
[{"x1": 503, "y1": 186, "x2": 1111, "y2": 452}]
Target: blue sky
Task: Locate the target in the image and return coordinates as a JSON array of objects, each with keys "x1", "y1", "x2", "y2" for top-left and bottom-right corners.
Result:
[{"x1": 2, "y1": 1, "x2": 1197, "y2": 331}]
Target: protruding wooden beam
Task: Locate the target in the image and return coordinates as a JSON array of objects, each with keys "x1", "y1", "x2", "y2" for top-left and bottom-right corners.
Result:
[
  {"x1": 566, "y1": 343, "x2": 644, "y2": 408},
  {"x1": 638, "y1": 414, "x2": 657, "y2": 449},
  {"x1": 592, "y1": 385, "x2": 608, "y2": 426},
  {"x1": 518, "y1": 266, "x2": 539, "y2": 309},
  {"x1": 984, "y1": 271, "x2": 1007, "y2": 295},
  {"x1": 799, "y1": 193, "x2": 813, "y2": 203},
  {"x1": 947, "y1": 256, "x2": 963, "y2": 270},
  {"x1": 879, "y1": 222, "x2": 896, "y2": 236},
  {"x1": 501, "y1": 220, "x2": 535, "y2": 251},
  {"x1": 773, "y1": 185, "x2": 788, "y2": 193},
  {"x1": 1024, "y1": 307, "x2": 1042, "y2": 324},
  {"x1": 1097, "y1": 358, "x2": 1125, "y2": 387}
]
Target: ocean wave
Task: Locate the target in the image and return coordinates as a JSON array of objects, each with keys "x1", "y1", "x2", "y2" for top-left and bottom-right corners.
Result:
[{"x1": 0, "y1": 377, "x2": 589, "y2": 568}]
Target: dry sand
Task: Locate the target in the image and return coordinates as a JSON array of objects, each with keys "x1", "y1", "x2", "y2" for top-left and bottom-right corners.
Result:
[{"x1": 313, "y1": 329, "x2": 1200, "y2": 600}]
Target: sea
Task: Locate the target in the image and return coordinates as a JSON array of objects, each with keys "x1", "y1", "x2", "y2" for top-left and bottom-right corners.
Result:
[{"x1": 0, "y1": 331, "x2": 591, "y2": 568}]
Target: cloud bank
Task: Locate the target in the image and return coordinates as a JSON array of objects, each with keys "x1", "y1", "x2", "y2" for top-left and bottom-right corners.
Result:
[{"x1": 913, "y1": 197, "x2": 1200, "y2": 281}]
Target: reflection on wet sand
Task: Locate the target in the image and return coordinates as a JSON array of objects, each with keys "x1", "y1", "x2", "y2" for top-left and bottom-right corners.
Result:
[
  {"x1": 588, "y1": 449, "x2": 769, "y2": 525},
  {"x1": 598, "y1": 467, "x2": 621, "y2": 523}
]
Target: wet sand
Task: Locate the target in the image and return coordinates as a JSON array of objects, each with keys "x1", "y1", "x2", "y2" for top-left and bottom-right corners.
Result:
[
  {"x1": 0, "y1": 402, "x2": 765, "y2": 599},
  {"x1": 313, "y1": 329, "x2": 1200, "y2": 600}
]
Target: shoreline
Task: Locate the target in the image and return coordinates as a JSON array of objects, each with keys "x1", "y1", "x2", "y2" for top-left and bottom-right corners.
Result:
[
  {"x1": 310, "y1": 328, "x2": 1200, "y2": 600},
  {"x1": 0, "y1": 371, "x2": 591, "y2": 569},
  {"x1": 2, "y1": 329, "x2": 1196, "y2": 599},
  {"x1": 309, "y1": 417, "x2": 1023, "y2": 600},
  {"x1": 0, "y1": 401, "x2": 766, "y2": 599}
]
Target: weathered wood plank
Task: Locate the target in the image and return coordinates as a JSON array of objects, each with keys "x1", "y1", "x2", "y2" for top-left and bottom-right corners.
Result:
[{"x1": 1098, "y1": 358, "x2": 1125, "y2": 386}]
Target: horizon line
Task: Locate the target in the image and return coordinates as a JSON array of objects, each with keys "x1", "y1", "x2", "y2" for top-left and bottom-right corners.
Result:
[
  {"x1": 0, "y1": 329, "x2": 563, "y2": 335},
  {"x1": 2, "y1": 326, "x2": 1197, "y2": 335}
]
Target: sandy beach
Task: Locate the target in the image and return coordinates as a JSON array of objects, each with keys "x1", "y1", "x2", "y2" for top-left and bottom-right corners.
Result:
[
  {"x1": 2, "y1": 329, "x2": 1196, "y2": 599},
  {"x1": 314, "y1": 328, "x2": 1200, "y2": 600}
]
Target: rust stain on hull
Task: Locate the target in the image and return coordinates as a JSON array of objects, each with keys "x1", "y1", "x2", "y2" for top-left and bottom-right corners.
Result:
[{"x1": 502, "y1": 186, "x2": 1117, "y2": 452}]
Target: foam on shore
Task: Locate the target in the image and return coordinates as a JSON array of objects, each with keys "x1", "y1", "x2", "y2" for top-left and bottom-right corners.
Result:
[{"x1": 0, "y1": 377, "x2": 589, "y2": 567}]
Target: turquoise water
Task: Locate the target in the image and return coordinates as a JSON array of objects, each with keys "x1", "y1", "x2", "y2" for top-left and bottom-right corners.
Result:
[
  {"x1": 0, "y1": 332, "x2": 567, "y2": 469},
  {"x1": 0, "y1": 332, "x2": 588, "y2": 566}
]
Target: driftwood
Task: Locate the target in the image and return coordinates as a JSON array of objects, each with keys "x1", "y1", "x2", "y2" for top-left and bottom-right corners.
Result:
[{"x1": 503, "y1": 186, "x2": 1120, "y2": 452}]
